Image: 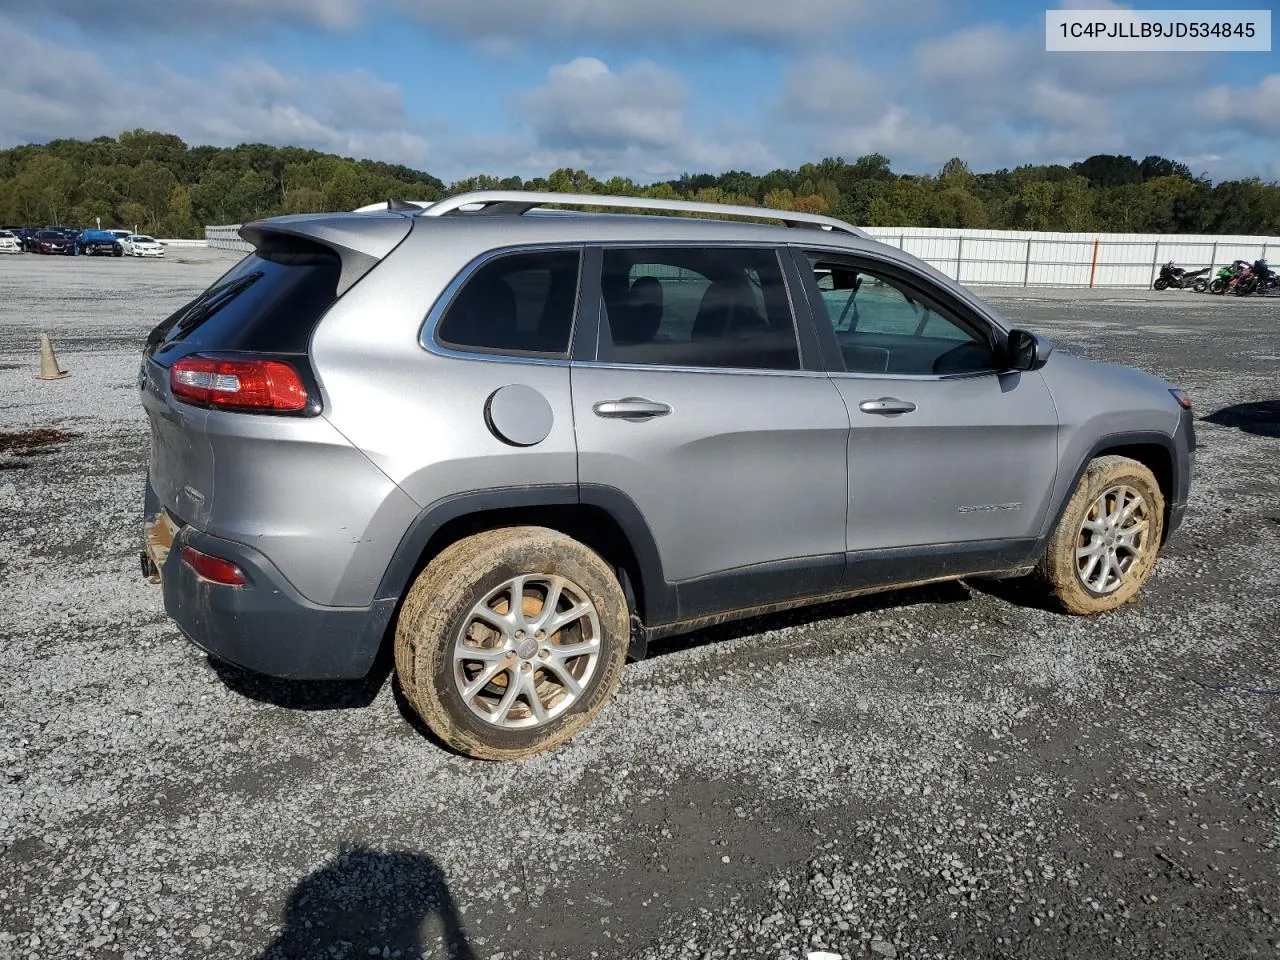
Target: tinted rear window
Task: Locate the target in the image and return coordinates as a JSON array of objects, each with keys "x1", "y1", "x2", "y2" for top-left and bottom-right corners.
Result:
[
  {"x1": 149, "y1": 243, "x2": 341, "y2": 358},
  {"x1": 434, "y1": 249, "x2": 581, "y2": 357}
]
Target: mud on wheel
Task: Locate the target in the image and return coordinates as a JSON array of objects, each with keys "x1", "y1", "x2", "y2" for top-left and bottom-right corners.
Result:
[
  {"x1": 393, "y1": 526, "x2": 630, "y2": 760},
  {"x1": 1036, "y1": 455, "x2": 1165, "y2": 615}
]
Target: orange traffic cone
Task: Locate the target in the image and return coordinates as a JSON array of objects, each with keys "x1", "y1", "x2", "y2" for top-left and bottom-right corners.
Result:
[{"x1": 35, "y1": 333, "x2": 70, "y2": 380}]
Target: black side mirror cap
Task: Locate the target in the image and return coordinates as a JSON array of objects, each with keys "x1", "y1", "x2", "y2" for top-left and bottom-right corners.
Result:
[{"x1": 1007, "y1": 329, "x2": 1054, "y2": 371}]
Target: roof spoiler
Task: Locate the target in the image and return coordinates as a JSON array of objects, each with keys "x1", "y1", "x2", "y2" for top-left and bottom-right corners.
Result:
[{"x1": 239, "y1": 213, "x2": 412, "y2": 295}]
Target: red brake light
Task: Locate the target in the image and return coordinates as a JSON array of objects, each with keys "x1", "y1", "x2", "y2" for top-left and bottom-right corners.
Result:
[
  {"x1": 170, "y1": 357, "x2": 308, "y2": 412},
  {"x1": 181, "y1": 546, "x2": 248, "y2": 586}
]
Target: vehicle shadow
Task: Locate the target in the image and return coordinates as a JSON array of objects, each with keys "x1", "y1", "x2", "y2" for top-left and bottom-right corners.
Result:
[
  {"x1": 646, "y1": 580, "x2": 974, "y2": 659},
  {"x1": 963, "y1": 576, "x2": 1062, "y2": 613},
  {"x1": 209, "y1": 645, "x2": 394, "y2": 711},
  {"x1": 1202, "y1": 400, "x2": 1280, "y2": 438},
  {"x1": 255, "y1": 848, "x2": 476, "y2": 960}
]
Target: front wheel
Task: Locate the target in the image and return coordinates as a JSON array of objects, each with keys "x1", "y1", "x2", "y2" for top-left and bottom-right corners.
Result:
[
  {"x1": 394, "y1": 526, "x2": 630, "y2": 760},
  {"x1": 1153, "y1": 277, "x2": 1169, "y2": 290},
  {"x1": 1035, "y1": 455, "x2": 1165, "y2": 615}
]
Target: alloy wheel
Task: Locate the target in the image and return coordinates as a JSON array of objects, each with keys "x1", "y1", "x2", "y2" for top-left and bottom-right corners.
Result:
[
  {"x1": 1075, "y1": 484, "x2": 1151, "y2": 595},
  {"x1": 452, "y1": 574, "x2": 601, "y2": 729}
]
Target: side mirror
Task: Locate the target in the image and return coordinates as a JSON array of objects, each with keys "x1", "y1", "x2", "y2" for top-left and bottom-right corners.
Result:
[{"x1": 1006, "y1": 328, "x2": 1054, "y2": 371}]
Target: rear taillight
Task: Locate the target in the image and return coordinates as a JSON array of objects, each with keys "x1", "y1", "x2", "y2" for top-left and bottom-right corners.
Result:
[
  {"x1": 170, "y1": 356, "x2": 307, "y2": 412},
  {"x1": 181, "y1": 546, "x2": 248, "y2": 586}
]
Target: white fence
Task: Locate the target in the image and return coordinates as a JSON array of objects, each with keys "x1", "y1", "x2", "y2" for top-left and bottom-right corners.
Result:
[
  {"x1": 862, "y1": 227, "x2": 1276, "y2": 288},
  {"x1": 206, "y1": 225, "x2": 252, "y2": 253},
  {"x1": 206, "y1": 222, "x2": 1277, "y2": 288}
]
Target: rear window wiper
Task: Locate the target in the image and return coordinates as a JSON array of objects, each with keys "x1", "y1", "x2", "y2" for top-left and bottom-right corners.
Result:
[{"x1": 148, "y1": 272, "x2": 265, "y2": 346}]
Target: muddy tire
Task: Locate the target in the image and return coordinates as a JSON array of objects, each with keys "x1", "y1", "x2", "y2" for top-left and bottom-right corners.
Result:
[
  {"x1": 393, "y1": 526, "x2": 629, "y2": 760},
  {"x1": 1037, "y1": 455, "x2": 1165, "y2": 615}
]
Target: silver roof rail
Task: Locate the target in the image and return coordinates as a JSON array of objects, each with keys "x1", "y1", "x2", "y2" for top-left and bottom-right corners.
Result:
[
  {"x1": 352, "y1": 199, "x2": 434, "y2": 213},
  {"x1": 416, "y1": 190, "x2": 871, "y2": 238}
]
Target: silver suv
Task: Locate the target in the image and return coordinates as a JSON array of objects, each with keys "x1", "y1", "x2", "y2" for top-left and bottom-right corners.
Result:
[{"x1": 141, "y1": 191, "x2": 1195, "y2": 759}]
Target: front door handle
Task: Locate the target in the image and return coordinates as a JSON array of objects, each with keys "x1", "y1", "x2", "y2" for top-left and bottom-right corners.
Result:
[
  {"x1": 859, "y1": 397, "x2": 917, "y2": 415},
  {"x1": 593, "y1": 397, "x2": 672, "y2": 420}
]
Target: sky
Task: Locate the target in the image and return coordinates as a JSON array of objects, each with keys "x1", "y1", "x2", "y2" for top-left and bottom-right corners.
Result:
[{"x1": 0, "y1": 0, "x2": 1276, "y2": 184}]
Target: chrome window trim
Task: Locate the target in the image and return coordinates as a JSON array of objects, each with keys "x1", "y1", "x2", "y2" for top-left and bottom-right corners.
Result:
[
  {"x1": 418, "y1": 242, "x2": 584, "y2": 367},
  {"x1": 570, "y1": 359, "x2": 832, "y2": 379}
]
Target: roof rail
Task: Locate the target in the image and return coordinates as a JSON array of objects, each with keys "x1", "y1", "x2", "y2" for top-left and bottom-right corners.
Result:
[
  {"x1": 352, "y1": 199, "x2": 434, "y2": 213},
  {"x1": 415, "y1": 190, "x2": 870, "y2": 238}
]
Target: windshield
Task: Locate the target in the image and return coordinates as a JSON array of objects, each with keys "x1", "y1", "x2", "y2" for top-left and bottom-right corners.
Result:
[
  {"x1": 37, "y1": 232, "x2": 60, "y2": 240},
  {"x1": 134, "y1": 236, "x2": 156, "y2": 243}
]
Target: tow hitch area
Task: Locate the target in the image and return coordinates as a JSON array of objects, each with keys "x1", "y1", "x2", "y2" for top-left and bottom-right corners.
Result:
[{"x1": 142, "y1": 511, "x2": 180, "y2": 584}]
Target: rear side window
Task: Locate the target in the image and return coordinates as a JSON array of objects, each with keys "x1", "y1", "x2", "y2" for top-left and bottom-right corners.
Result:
[
  {"x1": 150, "y1": 241, "x2": 341, "y2": 356},
  {"x1": 597, "y1": 246, "x2": 799, "y2": 371},
  {"x1": 435, "y1": 249, "x2": 581, "y2": 358}
]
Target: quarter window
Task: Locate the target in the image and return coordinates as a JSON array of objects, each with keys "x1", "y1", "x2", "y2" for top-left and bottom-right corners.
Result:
[
  {"x1": 809, "y1": 258, "x2": 999, "y2": 376},
  {"x1": 435, "y1": 249, "x2": 581, "y2": 357},
  {"x1": 598, "y1": 247, "x2": 800, "y2": 371}
]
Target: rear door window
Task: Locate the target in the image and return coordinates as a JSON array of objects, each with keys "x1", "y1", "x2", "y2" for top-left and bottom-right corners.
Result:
[
  {"x1": 434, "y1": 249, "x2": 582, "y2": 358},
  {"x1": 596, "y1": 246, "x2": 800, "y2": 371}
]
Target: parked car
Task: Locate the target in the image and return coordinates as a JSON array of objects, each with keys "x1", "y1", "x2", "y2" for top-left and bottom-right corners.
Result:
[
  {"x1": 78, "y1": 229, "x2": 124, "y2": 257},
  {"x1": 33, "y1": 230, "x2": 74, "y2": 255},
  {"x1": 123, "y1": 235, "x2": 165, "y2": 257},
  {"x1": 140, "y1": 191, "x2": 1195, "y2": 760},
  {"x1": 0, "y1": 229, "x2": 22, "y2": 254},
  {"x1": 12, "y1": 228, "x2": 39, "y2": 252}
]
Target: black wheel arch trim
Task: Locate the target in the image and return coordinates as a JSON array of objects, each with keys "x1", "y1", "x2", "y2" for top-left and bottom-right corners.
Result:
[
  {"x1": 373, "y1": 483, "x2": 677, "y2": 625},
  {"x1": 1045, "y1": 429, "x2": 1187, "y2": 543}
]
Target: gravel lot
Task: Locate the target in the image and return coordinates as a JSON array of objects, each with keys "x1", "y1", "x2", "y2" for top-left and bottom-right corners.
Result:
[{"x1": 1, "y1": 250, "x2": 1277, "y2": 960}]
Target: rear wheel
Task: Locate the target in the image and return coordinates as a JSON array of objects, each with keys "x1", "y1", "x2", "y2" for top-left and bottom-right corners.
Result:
[
  {"x1": 1036, "y1": 455, "x2": 1165, "y2": 615},
  {"x1": 394, "y1": 526, "x2": 630, "y2": 760},
  {"x1": 1193, "y1": 279, "x2": 1208, "y2": 293}
]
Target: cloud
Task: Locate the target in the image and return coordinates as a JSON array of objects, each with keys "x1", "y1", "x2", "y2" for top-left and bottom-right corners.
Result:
[
  {"x1": 0, "y1": 19, "x2": 430, "y2": 166},
  {"x1": 775, "y1": 58, "x2": 887, "y2": 124},
  {"x1": 395, "y1": 0, "x2": 931, "y2": 44},
  {"x1": 1196, "y1": 74, "x2": 1280, "y2": 136},
  {"x1": 472, "y1": 56, "x2": 774, "y2": 179},
  {"x1": 1, "y1": 0, "x2": 364, "y2": 35},
  {"x1": 521, "y1": 58, "x2": 688, "y2": 151}
]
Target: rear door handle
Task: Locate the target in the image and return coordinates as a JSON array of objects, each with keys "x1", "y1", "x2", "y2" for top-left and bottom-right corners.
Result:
[
  {"x1": 593, "y1": 397, "x2": 672, "y2": 420},
  {"x1": 859, "y1": 397, "x2": 916, "y2": 415}
]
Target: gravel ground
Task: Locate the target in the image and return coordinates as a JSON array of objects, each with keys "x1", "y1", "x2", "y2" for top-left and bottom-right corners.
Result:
[{"x1": 1, "y1": 250, "x2": 1277, "y2": 960}]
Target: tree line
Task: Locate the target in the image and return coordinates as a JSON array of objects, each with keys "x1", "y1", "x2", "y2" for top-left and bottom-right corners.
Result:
[{"x1": 1, "y1": 129, "x2": 1278, "y2": 238}]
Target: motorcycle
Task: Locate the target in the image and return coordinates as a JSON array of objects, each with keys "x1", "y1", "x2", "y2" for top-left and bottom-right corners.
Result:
[
  {"x1": 1153, "y1": 261, "x2": 1210, "y2": 290},
  {"x1": 1232, "y1": 259, "x2": 1274, "y2": 297},
  {"x1": 1208, "y1": 260, "x2": 1251, "y2": 294}
]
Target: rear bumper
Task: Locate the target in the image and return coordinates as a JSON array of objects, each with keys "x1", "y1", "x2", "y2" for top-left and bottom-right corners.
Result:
[
  {"x1": 1167, "y1": 405, "x2": 1196, "y2": 540},
  {"x1": 157, "y1": 522, "x2": 396, "y2": 680}
]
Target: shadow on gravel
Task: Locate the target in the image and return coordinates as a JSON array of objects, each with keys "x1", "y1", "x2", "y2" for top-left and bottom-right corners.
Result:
[
  {"x1": 256, "y1": 849, "x2": 475, "y2": 960},
  {"x1": 1202, "y1": 400, "x2": 1280, "y2": 438},
  {"x1": 964, "y1": 576, "x2": 1063, "y2": 613},
  {"x1": 647, "y1": 581, "x2": 973, "y2": 659},
  {"x1": 210, "y1": 648, "x2": 393, "y2": 711}
]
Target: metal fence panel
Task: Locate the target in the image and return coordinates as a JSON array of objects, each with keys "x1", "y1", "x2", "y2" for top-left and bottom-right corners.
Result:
[{"x1": 205, "y1": 225, "x2": 253, "y2": 253}]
